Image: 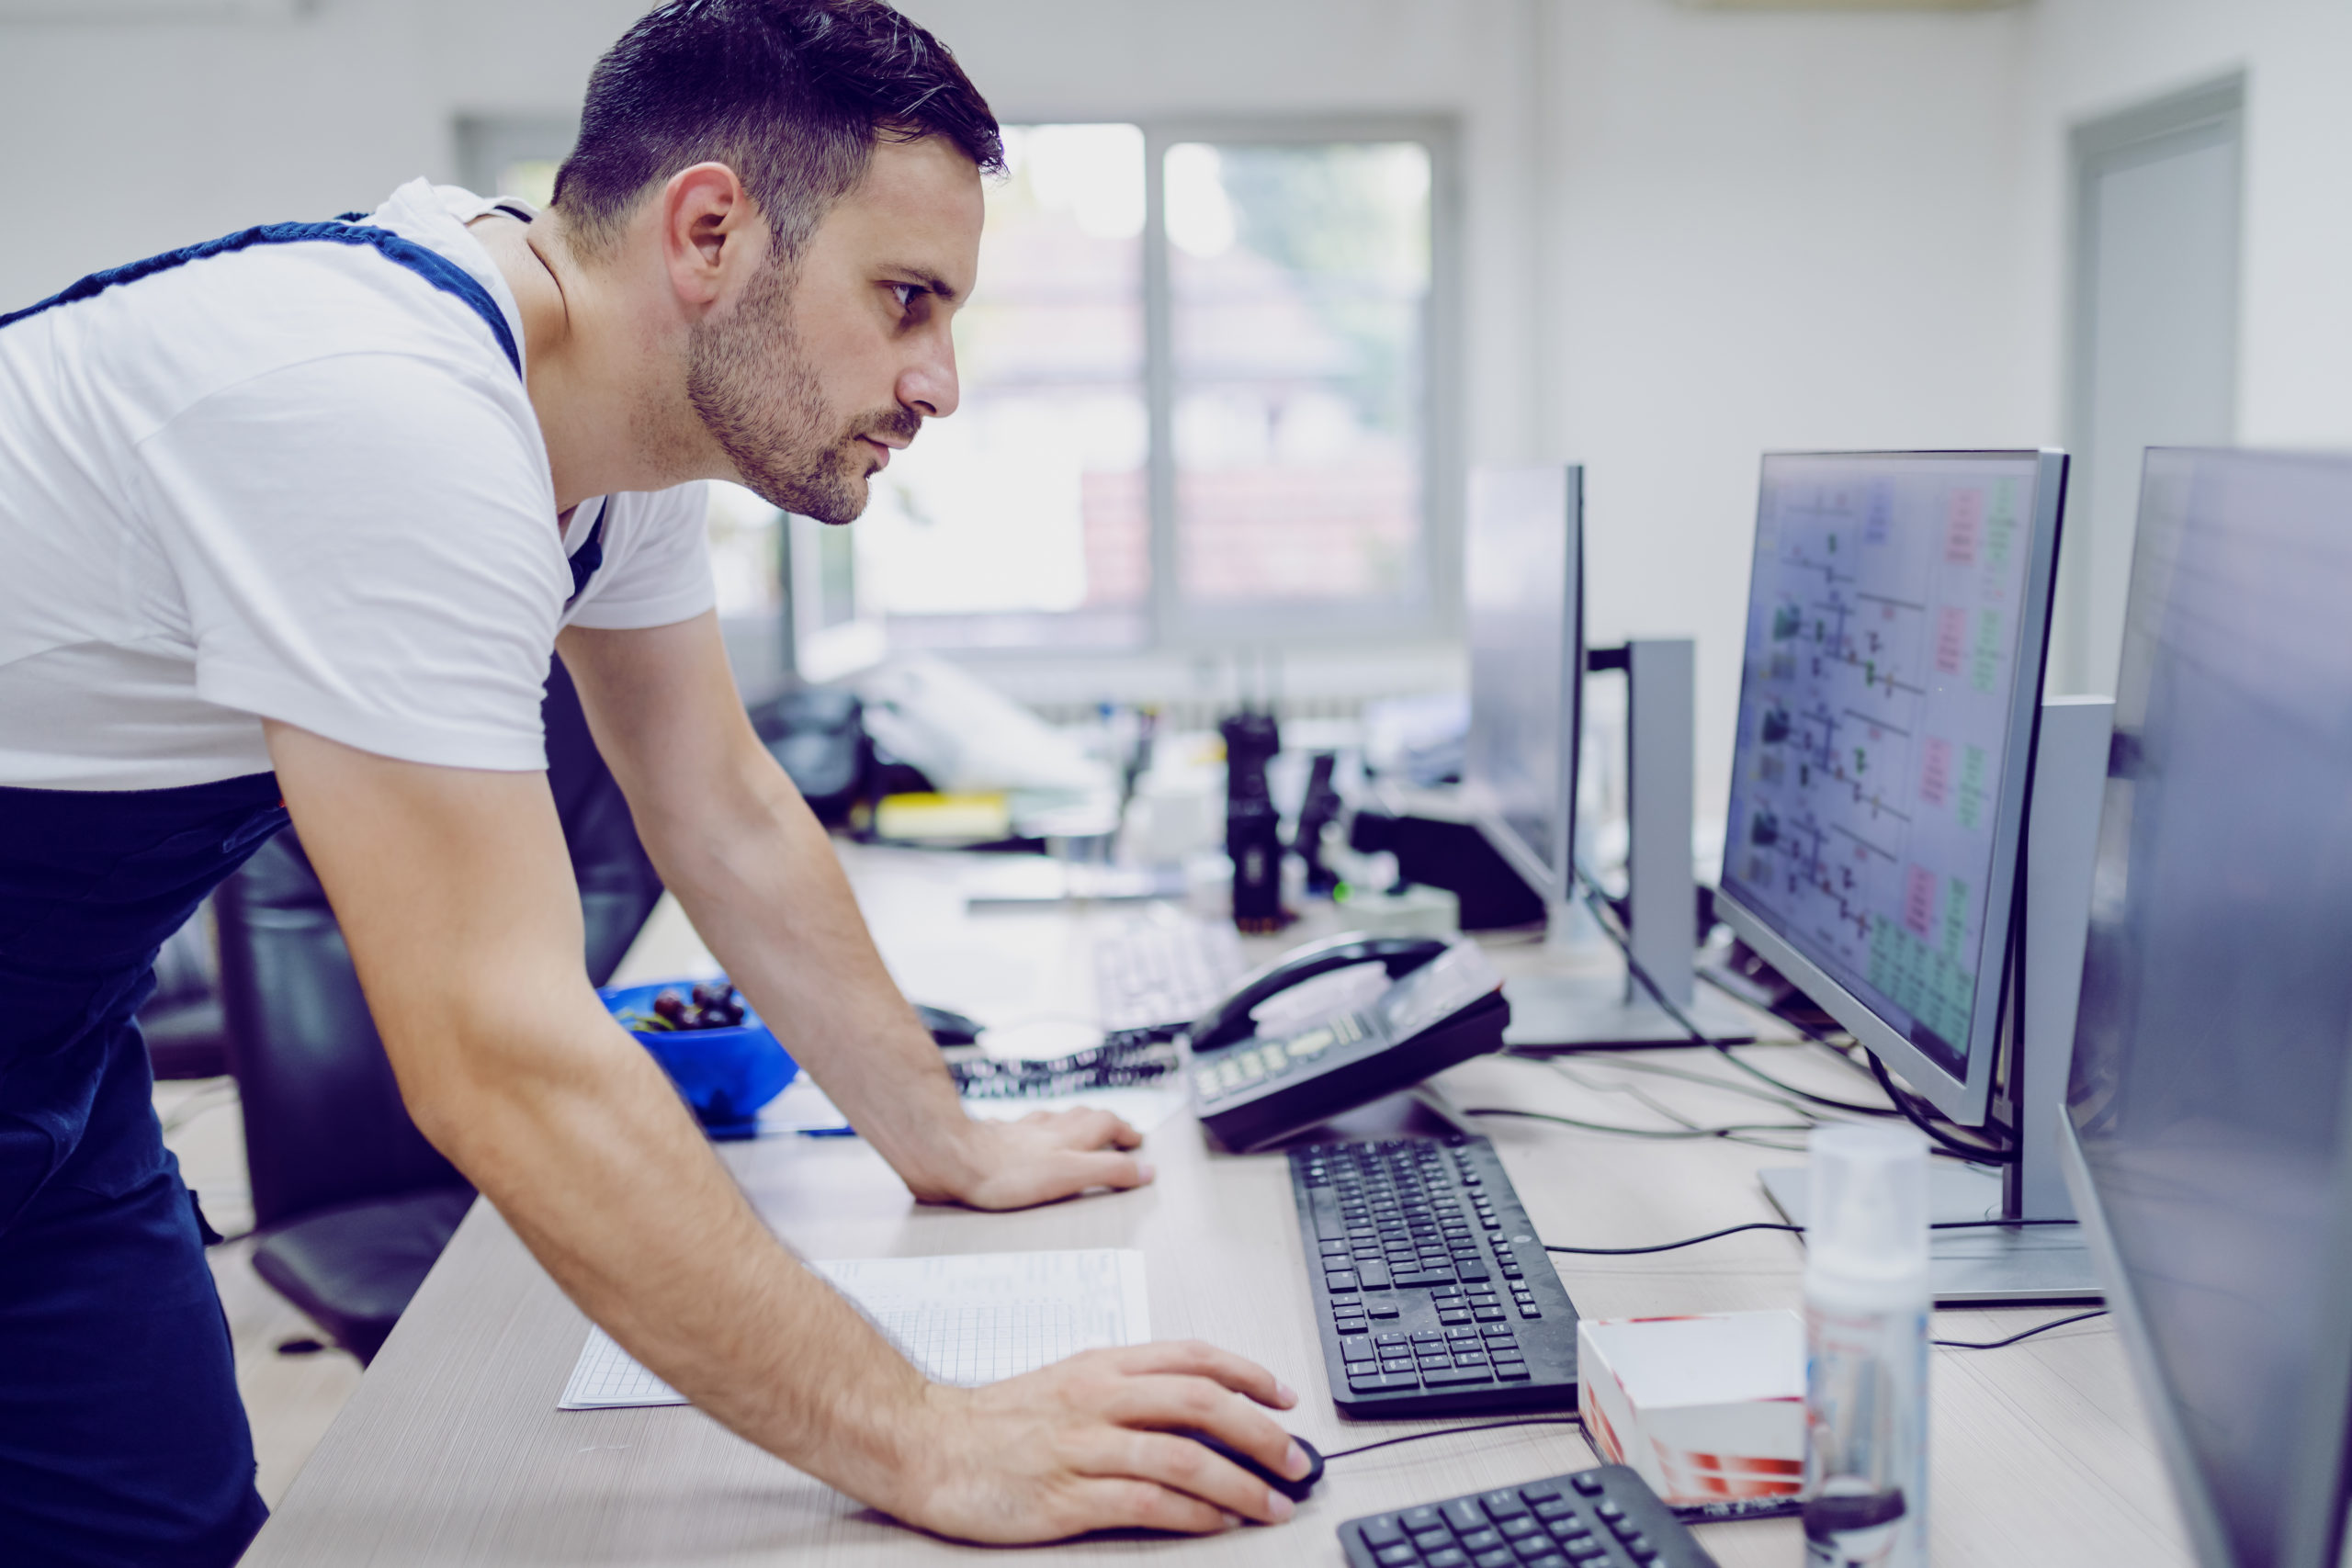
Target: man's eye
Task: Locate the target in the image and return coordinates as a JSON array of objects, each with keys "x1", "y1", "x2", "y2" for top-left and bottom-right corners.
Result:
[{"x1": 890, "y1": 283, "x2": 919, "y2": 310}]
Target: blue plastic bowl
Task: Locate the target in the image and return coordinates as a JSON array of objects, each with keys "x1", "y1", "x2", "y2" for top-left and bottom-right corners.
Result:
[{"x1": 599, "y1": 981, "x2": 797, "y2": 1140}]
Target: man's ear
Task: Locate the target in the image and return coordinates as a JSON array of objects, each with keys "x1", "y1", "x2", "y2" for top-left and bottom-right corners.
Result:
[{"x1": 656, "y1": 162, "x2": 764, "y2": 312}]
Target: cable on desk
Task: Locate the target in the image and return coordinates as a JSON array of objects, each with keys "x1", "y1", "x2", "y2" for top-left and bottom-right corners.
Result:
[
  {"x1": 1934, "y1": 1310, "x2": 2109, "y2": 1350},
  {"x1": 1465, "y1": 1106, "x2": 1816, "y2": 1145},
  {"x1": 1546, "y1": 1222, "x2": 1803, "y2": 1256},
  {"x1": 1544, "y1": 1217, "x2": 2083, "y2": 1257},
  {"x1": 1568, "y1": 868, "x2": 1899, "y2": 1122},
  {"x1": 1321, "y1": 1415, "x2": 1587, "y2": 1463}
]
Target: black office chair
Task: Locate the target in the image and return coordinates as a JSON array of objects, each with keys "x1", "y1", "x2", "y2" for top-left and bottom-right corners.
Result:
[{"x1": 218, "y1": 656, "x2": 662, "y2": 1362}]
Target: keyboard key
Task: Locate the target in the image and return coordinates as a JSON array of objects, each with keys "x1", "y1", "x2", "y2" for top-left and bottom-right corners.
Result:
[
  {"x1": 1337, "y1": 1319, "x2": 1371, "y2": 1335},
  {"x1": 1423, "y1": 1365, "x2": 1495, "y2": 1386},
  {"x1": 1532, "y1": 1500, "x2": 1573, "y2": 1520},
  {"x1": 1327, "y1": 1271, "x2": 1361, "y2": 1292},
  {"x1": 1623, "y1": 1538, "x2": 1658, "y2": 1562},
  {"x1": 1595, "y1": 1503, "x2": 1624, "y2": 1525},
  {"x1": 1457, "y1": 1263, "x2": 1492, "y2": 1282},
  {"x1": 1376, "y1": 1332, "x2": 1410, "y2": 1348},
  {"x1": 1520, "y1": 1483, "x2": 1566, "y2": 1504},
  {"x1": 1426, "y1": 1552, "x2": 1468, "y2": 1568},
  {"x1": 1510, "y1": 1539, "x2": 1554, "y2": 1562},
  {"x1": 1441, "y1": 1500, "x2": 1487, "y2": 1533},
  {"x1": 1570, "y1": 1475, "x2": 1604, "y2": 1496},
  {"x1": 1483, "y1": 1324, "x2": 1517, "y2": 1340},
  {"x1": 1480, "y1": 1492, "x2": 1530, "y2": 1519},
  {"x1": 1473, "y1": 1552, "x2": 1514, "y2": 1568},
  {"x1": 1412, "y1": 1529, "x2": 1453, "y2": 1551},
  {"x1": 1497, "y1": 1517, "x2": 1539, "y2": 1540},
  {"x1": 1547, "y1": 1519, "x2": 1590, "y2": 1542},
  {"x1": 1381, "y1": 1359, "x2": 1418, "y2": 1374},
  {"x1": 1564, "y1": 1543, "x2": 1606, "y2": 1563},
  {"x1": 1411, "y1": 1330, "x2": 1445, "y2": 1344},
  {"x1": 1446, "y1": 1325, "x2": 1482, "y2": 1340},
  {"x1": 1458, "y1": 1529, "x2": 1502, "y2": 1552},
  {"x1": 1401, "y1": 1507, "x2": 1445, "y2": 1533},
  {"x1": 1369, "y1": 1301, "x2": 1403, "y2": 1319},
  {"x1": 1361, "y1": 1517, "x2": 1408, "y2": 1548},
  {"x1": 1342, "y1": 1342, "x2": 1376, "y2": 1364},
  {"x1": 1438, "y1": 1311, "x2": 1473, "y2": 1326},
  {"x1": 1524, "y1": 1557, "x2": 1567, "y2": 1568},
  {"x1": 1475, "y1": 1308, "x2": 1507, "y2": 1322},
  {"x1": 1360, "y1": 1261, "x2": 1393, "y2": 1289},
  {"x1": 1374, "y1": 1545, "x2": 1417, "y2": 1567},
  {"x1": 1495, "y1": 1362, "x2": 1533, "y2": 1381}
]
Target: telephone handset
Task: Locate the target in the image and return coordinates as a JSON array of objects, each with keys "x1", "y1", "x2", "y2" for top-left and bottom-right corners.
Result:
[
  {"x1": 1186, "y1": 933, "x2": 1511, "y2": 1153},
  {"x1": 1188, "y1": 933, "x2": 1453, "y2": 1054}
]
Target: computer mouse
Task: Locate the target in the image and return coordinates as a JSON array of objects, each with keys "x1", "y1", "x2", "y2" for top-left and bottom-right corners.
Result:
[
  {"x1": 1174, "y1": 1428, "x2": 1323, "y2": 1505},
  {"x1": 911, "y1": 1002, "x2": 984, "y2": 1047}
]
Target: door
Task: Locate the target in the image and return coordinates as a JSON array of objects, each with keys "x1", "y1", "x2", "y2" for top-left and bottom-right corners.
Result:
[{"x1": 2058, "y1": 78, "x2": 2243, "y2": 697}]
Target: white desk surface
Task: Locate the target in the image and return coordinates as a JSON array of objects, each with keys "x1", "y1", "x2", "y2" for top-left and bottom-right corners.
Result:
[{"x1": 241, "y1": 845, "x2": 2192, "y2": 1567}]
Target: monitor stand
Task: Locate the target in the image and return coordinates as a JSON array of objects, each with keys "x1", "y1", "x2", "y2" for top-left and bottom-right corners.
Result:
[
  {"x1": 1758, "y1": 1164, "x2": 2099, "y2": 1304},
  {"x1": 1755, "y1": 697, "x2": 2116, "y2": 1307},
  {"x1": 1501, "y1": 971, "x2": 1759, "y2": 1050}
]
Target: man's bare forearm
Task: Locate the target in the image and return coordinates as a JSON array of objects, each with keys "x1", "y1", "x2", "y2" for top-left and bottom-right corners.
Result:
[
  {"x1": 629, "y1": 752, "x2": 982, "y2": 1196},
  {"x1": 419, "y1": 997, "x2": 933, "y2": 1500}
]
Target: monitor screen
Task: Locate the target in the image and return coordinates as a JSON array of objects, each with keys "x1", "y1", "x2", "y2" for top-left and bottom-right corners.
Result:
[
  {"x1": 1463, "y1": 466, "x2": 1582, "y2": 901},
  {"x1": 2067, "y1": 449, "x2": 2352, "y2": 1568},
  {"x1": 1719, "y1": 452, "x2": 2057, "y2": 1095}
]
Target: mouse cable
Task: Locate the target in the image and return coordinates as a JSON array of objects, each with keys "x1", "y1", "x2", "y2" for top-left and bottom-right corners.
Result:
[
  {"x1": 1567, "y1": 868, "x2": 1898, "y2": 1121},
  {"x1": 1933, "y1": 1309, "x2": 2109, "y2": 1350},
  {"x1": 1544, "y1": 1216, "x2": 2080, "y2": 1257},
  {"x1": 1321, "y1": 1415, "x2": 1587, "y2": 1463}
]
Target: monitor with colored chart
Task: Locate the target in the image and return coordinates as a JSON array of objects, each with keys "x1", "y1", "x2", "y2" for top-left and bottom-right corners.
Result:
[{"x1": 1713, "y1": 450, "x2": 2068, "y2": 1123}]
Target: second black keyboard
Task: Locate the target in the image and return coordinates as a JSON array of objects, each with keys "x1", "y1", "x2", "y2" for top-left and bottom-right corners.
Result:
[{"x1": 1291, "y1": 1133, "x2": 1581, "y2": 1417}]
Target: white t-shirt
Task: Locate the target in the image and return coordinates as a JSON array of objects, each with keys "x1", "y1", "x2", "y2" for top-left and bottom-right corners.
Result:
[{"x1": 0, "y1": 179, "x2": 716, "y2": 791}]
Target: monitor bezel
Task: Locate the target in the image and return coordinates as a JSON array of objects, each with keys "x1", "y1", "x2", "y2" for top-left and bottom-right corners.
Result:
[
  {"x1": 1713, "y1": 447, "x2": 2068, "y2": 1127},
  {"x1": 1462, "y1": 463, "x2": 1585, "y2": 907}
]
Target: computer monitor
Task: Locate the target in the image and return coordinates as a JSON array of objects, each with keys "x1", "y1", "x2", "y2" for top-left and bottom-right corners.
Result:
[
  {"x1": 2061, "y1": 448, "x2": 2352, "y2": 1568},
  {"x1": 1462, "y1": 464, "x2": 1584, "y2": 904},
  {"x1": 1713, "y1": 450, "x2": 2067, "y2": 1125}
]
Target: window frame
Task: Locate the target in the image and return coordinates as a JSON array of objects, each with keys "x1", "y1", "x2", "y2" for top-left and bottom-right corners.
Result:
[{"x1": 1137, "y1": 115, "x2": 1463, "y2": 651}]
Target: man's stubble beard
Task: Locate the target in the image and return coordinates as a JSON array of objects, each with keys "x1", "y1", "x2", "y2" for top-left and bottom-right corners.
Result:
[{"x1": 684, "y1": 258, "x2": 920, "y2": 525}]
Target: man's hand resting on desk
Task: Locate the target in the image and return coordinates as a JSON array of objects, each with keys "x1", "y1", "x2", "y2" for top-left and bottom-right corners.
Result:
[
  {"x1": 906, "y1": 1106, "x2": 1153, "y2": 1210},
  {"x1": 881, "y1": 1342, "x2": 1309, "y2": 1540}
]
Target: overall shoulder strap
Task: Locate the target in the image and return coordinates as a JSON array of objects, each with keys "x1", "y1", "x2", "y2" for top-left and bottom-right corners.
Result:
[{"x1": 0, "y1": 220, "x2": 521, "y2": 378}]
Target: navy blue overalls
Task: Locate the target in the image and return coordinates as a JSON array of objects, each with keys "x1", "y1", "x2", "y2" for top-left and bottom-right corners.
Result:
[{"x1": 0, "y1": 216, "x2": 602, "y2": 1567}]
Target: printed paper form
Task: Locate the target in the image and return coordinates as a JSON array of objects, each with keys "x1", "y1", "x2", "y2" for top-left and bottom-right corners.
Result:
[{"x1": 560, "y1": 1249, "x2": 1150, "y2": 1411}]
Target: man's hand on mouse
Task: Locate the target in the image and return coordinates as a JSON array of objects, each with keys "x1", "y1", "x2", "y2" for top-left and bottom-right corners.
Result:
[
  {"x1": 905, "y1": 1107, "x2": 1154, "y2": 1211},
  {"x1": 875, "y1": 1339, "x2": 1312, "y2": 1541}
]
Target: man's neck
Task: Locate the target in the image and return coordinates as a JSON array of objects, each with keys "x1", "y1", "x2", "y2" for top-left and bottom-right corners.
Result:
[{"x1": 471, "y1": 212, "x2": 716, "y2": 516}]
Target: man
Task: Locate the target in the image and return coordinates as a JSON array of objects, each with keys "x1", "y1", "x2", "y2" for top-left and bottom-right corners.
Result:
[{"x1": 0, "y1": 4, "x2": 1312, "y2": 1563}]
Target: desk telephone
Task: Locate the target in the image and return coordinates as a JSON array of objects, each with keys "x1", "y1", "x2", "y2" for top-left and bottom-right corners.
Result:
[{"x1": 1187, "y1": 934, "x2": 1512, "y2": 1152}]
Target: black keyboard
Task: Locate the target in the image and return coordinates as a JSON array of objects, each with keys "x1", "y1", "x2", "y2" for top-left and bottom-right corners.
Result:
[
  {"x1": 1339, "y1": 1465, "x2": 1721, "y2": 1568},
  {"x1": 1291, "y1": 1133, "x2": 1580, "y2": 1416}
]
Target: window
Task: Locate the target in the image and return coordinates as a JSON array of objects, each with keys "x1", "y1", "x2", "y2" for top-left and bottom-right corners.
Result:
[{"x1": 875, "y1": 121, "x2": 1450, "y2": 651}]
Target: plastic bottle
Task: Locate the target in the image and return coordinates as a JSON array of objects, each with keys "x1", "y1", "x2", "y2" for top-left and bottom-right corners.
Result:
[{"x1": 1803, "y1": 1122, "x2": 1930, "y2": 1568}]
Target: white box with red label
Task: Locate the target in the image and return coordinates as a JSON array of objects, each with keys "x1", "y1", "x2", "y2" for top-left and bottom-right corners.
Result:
[{"x1": 1576, "y1": 1310, "x2": 1806, "y2": 1507}]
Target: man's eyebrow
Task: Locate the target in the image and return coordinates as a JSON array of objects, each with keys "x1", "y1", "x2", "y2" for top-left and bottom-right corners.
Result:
[{"x1": 890, "y1": 266, "x2": 960, "y2": 304}]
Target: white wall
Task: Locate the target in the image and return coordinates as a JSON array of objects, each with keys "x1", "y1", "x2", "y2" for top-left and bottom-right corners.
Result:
[{"x1": 1534, "y1": 0, "x2": 2034, "y2": 830}]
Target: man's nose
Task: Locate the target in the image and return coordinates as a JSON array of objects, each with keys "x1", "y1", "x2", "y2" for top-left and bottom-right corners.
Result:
[{"x1": 899, "y1": 330, "x2": 959, "y2": 421}]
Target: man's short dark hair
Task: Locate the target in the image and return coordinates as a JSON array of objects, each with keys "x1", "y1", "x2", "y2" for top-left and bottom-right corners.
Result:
[{"x1": 552, "y1": 0, "x2": 1002, "y2": 261}]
